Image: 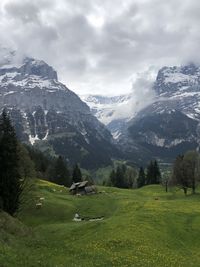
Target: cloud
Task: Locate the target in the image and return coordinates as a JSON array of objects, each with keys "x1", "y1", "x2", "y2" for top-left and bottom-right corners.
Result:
[
  {"x1": 130, "y1": 68, "x2": 157, "y2": 116},
  {"x1": 98, "y1": 67, "x2": 157, "y2": 125},
  {"x1": 0, "y1": 0, "x2": 200, "y2": 95}
]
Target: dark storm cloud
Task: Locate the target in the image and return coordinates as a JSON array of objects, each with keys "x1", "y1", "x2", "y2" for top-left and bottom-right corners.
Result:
[{"x1": 0, "y1": 0, "x2": 200, "y2": 94}]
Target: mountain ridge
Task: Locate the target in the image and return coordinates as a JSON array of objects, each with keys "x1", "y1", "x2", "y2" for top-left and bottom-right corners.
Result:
[
  {"x1": 0, "y1": 57, "x2": 119, "y2": 169},
  {"x1": 119, "y1": 63, "x2": 200, "y2": 163}
]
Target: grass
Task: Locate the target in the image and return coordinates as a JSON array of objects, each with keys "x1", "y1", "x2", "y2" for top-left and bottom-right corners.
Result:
[{"x1": 1, "y1": 181, "x2": 200, "y2": 266}]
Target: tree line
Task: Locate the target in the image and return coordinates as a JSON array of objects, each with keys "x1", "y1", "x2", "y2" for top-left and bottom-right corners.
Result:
[{"x1": 106, "y1": 160, "x2": 161, "y2": 189}]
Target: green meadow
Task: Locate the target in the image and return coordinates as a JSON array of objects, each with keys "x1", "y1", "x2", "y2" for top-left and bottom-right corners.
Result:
[{"x1": 1, "y1": 180, "x2": 200, "y2": 267}]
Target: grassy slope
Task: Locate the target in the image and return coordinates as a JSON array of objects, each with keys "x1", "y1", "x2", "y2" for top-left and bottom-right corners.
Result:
[{"x1": 1, "y1": 181, "x2": 200, "y2": 267}]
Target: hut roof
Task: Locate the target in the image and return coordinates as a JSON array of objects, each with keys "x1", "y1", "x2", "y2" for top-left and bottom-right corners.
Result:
[
  {"x1": 69, "y1": 181, "x2": 88, "y2": 191},
  {"x1": 78, "y1": 181, "x2": 88, "y2": 188}
]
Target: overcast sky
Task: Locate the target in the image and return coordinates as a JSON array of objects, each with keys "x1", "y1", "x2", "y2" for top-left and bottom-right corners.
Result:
[{"x1": 0, "y1": 0, "x2": 200, "y2": 95}]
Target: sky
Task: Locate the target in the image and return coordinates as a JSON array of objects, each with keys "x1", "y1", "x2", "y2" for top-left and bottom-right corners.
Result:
[{"x1": 0, "y1": 0, "x2": 200, "y2": 96}]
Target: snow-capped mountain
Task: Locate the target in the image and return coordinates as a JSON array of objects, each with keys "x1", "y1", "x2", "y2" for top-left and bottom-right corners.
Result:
[
  {"x1": 0, "y1": 57, "x2": 119, "y2": 168},
  {"x1": 120, "y1": 64, "x2": 200, "y2": 163},
  {"x1": 80, "y1": 94, "x2": 132, "y2": 138}
]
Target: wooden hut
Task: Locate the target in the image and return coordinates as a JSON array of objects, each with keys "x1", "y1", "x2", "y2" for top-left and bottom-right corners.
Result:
[{"x1": 69, "y1": 181, "x2": 96, "y2": 195}]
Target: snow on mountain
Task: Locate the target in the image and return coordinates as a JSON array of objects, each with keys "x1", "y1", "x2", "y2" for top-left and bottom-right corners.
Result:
[
  {"x1": 80, "y1": 94, "x2": 133, "y2": 138},
  {"x1": 119, "y1": 63, "x2": 200, "y2": 164},
  {"x1": 80, "y1": 94, "x2": 132, "y2": 124},
  {"x1": 0, "y1": 56, "x2": 119, "y2": 168}
]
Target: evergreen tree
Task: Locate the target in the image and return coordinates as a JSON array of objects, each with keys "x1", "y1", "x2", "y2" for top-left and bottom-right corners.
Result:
[
  {"x1": 137, "y1": 167, "x2": 146, "y2": 188},
  {"x1": 146, "y1": 161, "x2": 154, "y2": 185},
  {"x1": 115, "y1": 165, "x2": 125, "y2": 188},
  {"x1": 124, "y1": 167, "x2": 137, "y2": 188},
  {"x1": 72, "y1": 164, "x2": 82, "y2": 183},
  {"x1": 52, "y1": 156, "x2": 71, "y2": 186},
  {"x1": 154, "y1": 160, "x2": 161, "y2": 184},
  {"x1": 25, "y1": 145, "x2": 52, "y2": 178},
  {"x1": 109, "y1": 169, "x2": 116, "y2": 187},
  {"x1": 146, "y1": 160, "x2": 161, "y2": 185},
  {"x1": 0, "y1": 110, "x2": 23, "y2": 215}
]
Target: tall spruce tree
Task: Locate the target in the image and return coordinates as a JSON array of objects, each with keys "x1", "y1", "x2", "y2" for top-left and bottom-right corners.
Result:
[
  {"x1": 52, "y1": 156, "x2": 71, "y2": 186},
  {"x1": 0, "y1": 110, "x2": 22, "y2": 215},
  {"x1": 137, "y1": 167, "x2": 146, "y2": 188},
  {"x1": 154, "y1": 160, "x2": 161, "y2": 184},
  {"x1": 115, "y1": 165, "x2": 125, "y2": 188},
  {"x1": 146, "y1": 160, "x2": 161, "y2": 185},
  {"x1": 109, "y1": 169, "x2": 116, "y2": 187},
  {"x1": 72, "y1": 164, "x2": 82, "y2": 183},
  {"x1": 146, "y1": 161, "x2": 154, "y2": 185}
]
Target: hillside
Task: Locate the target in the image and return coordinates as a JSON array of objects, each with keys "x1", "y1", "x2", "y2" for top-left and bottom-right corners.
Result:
[{"x1": 1, "y1": 180, "x2": 200, "y2": 267}]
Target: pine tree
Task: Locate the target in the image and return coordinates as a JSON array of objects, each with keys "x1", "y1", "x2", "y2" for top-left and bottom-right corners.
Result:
[
  {"x1": 0, "y1": 110, "x2": 22, "y2": 215},
  {"x1": 146, "y1": 161, "x2": 154, "y2": 185},
  {"x1": 72, "y1": 164, "x2": 82, "y2": 183},
  {"x1": 109, "y1": 169, "x2": 116, "y2": 187},
  {"x1": 124, "y1": 167, "x2": 137, "y2": 188},
  {"x1": 52, "y1": 156, "x2": 71, "y2": 186},
  {"x1": 115, "y1": 165, "x2": 125, "y2": 188},
  {"x1": 137, "y1": 167, "x2": 146, "y2": 188},
  {"x1": 154, "y1": 160, "x2": 161, "y2": 184},
  {"x1": 146, "y1": 160, "x2": 161, "y2": 185}
]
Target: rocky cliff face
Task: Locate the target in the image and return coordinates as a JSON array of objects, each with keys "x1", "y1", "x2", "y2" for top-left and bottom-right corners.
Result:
[
  {"x1": 120, "y1": 64, "x2": 200, "y2": 163},
  {"x1": 0, "y1": 57, "x2": 119, "y2": 169}
]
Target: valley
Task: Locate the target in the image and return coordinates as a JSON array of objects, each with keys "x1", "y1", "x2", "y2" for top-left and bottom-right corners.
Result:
[{"x1": 1, "y1": 180, "x2": 200, "y2": 267}]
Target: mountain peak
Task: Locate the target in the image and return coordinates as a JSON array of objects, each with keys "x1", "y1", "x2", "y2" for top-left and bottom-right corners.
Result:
[
  {"x1": 154, "y1": 63, "x2": 200, "y2": 96},
  {"x1": 20, "y1": 57, "x2": 58, "y2": 80},
  {"x1": 0, "y1": 56, "x2": 118, "y2": 169}
]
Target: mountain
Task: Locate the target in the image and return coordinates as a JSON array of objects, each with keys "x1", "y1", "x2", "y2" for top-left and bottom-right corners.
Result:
[
  {"x1": 0, "y1": 57, "x2": 119, "y2": 169},
  {"x1": 120, "y1": 64, "x2": 200, "y2": 163},
  {"x1": 80, "y1": 94, "x2": 132, "y2": 139}
]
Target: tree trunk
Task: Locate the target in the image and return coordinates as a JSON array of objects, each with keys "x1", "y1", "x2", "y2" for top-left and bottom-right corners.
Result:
[{"x1": 192, "y1": 179, "x2": 195, "y2": 194}]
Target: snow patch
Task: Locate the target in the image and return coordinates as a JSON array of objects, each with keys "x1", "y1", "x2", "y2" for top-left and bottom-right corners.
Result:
[
  {"x1": 29, "y1": 134, "x2": 39, "y2": 145},
  {"x1": 42, "y1": 130, "x2": 49, "y2": 140}
]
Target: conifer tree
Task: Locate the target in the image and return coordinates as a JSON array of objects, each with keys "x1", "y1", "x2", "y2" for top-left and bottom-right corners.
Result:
[
  {"x1": 137, "y1": 167, "x2": 146, "y2": 188},
  {"x1": 52, "y1": 156, "x2": 71, "y2": 186},
  {"x1": 146, "y1": 160, "x2": 161, "y2": 185},
  {"x1": 115, "y1": 165, "x2": 126, "y2": 188},
  {"x1": 154, "y1": 160, "x2": 161, "y2": 184},
  {"x1": 0, "y1": 110, "x2": 22, "y2": 215},
  {"x1": 109, "y1": 169, "x2": 116, "y2": 187},
  {"x1": 146, "y1": 161, "x2": 154, "y2": 185},
  {"x1": 72, "y1": 164, "x2": 82, "y2": 183}
]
